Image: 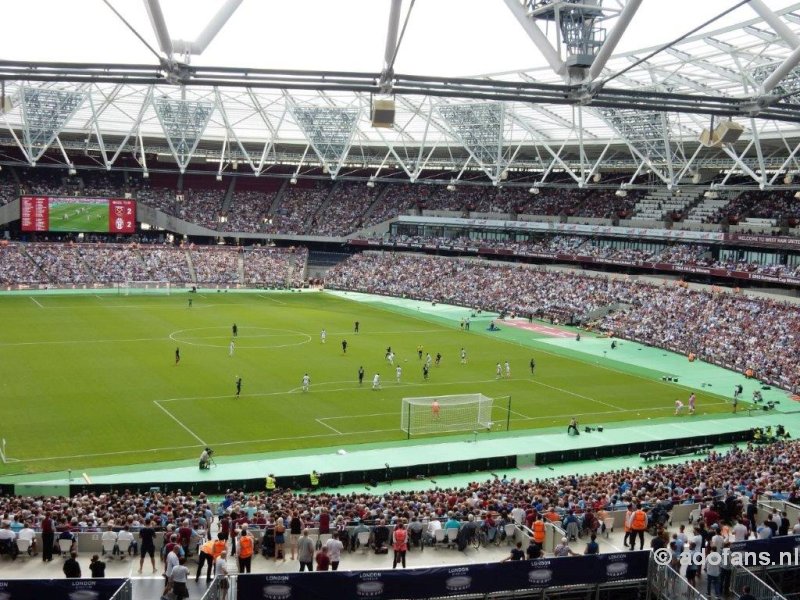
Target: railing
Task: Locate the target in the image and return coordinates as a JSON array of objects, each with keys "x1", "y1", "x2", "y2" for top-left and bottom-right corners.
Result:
[
  {"x1": 731, "y1": 565, "x2": 788, "y2": 600},
  {"x1": 107, "y1": 579, "x2": 133, "y2": 600},
  {"x1": 200, "y1": 575, "x2": 232, "y2": 600},
  {"x1": 647, "y1": 554, "x2": 710, "y2": 600}
]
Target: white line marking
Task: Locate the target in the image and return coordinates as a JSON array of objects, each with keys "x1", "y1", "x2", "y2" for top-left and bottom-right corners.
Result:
[
  {"x1": 153, "y1": 400, "x2": 207, "y2": 446},
  {"x1": 258, "y1": 294, "x2": 286, "y2": 305},
  {"x1": 30, "y1": 297, "x2": 44, "y2": 308},
  {"x1": 529, "y1": 379, "x2": 625, "y2": 411},
  {"x1": 316, "y1": 418, "x2": 342, "y2": 434},
  {"x1": 0, "y1": 337, "x2": 166, "y2": 347},
  {"x1": 319, "y1": 411, "x2": 397, "y2": 421},
  {"x1": 4, "y1": 443, "x2": 204, "y2": 463}
]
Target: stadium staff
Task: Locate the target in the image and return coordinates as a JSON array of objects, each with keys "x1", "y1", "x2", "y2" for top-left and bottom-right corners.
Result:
[
  {"x1": 310, "y1": 470, "x2": 320, "y2": 489},
  {"x1": 629, "y1": 504, "x2": 648, "y2": 550},
  {"x1": 265, "y1": 474, "x2": 276, "y2": 493},
  {"x1": 237, "y1": 528, "x2": 254, "y2": 574},
  {"x1": 532, "y1": 515, "x2": 546, "y2": 546},
  {"x1": 196, "y1": 534, "x2": 226, "y2": 583}
]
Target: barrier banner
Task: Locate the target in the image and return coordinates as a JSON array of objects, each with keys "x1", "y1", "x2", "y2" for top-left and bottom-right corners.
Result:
[
  {"x1": 237, "y1": 552, "x2": 649, "y2": 599},
  {"x1": 730, "y1": 535, "x2": 800, "y2": 566},
  {"x1": 0, "y1": 577, "x2": 127, "y2": 600}
]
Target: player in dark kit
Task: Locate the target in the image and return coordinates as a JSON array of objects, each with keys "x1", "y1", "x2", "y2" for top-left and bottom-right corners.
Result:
[
  {"x1": 175, "y1": 347, "x2": 180, "y2": 365},
  {"x1": 232, "y1": 324, "x2": 238, "y2": 337},
  {"x1": 342, "y1": 339, "x2": 348, "y2": 354},
  {"x1": 235, "y1": 377, "x2": 242, "y2": 397},
  {"x1": 358, "y1": 366, "x2": 365, "y2": 385},
  {"x1": 354, "y1": 321, "x2": 359, "y2": 333},
  {"x1": 188, "y1": 298, "x2": 192, "y2": 308},
  {"x1": 530, "y1": 358, "x2": 535, "y2": 375},
  {"x1": 423, "y1": 364, "x2": 429, "y2": 380}
]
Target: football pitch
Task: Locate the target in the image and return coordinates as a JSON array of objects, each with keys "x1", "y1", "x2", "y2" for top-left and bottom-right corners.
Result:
[
  {"x1": 48, "y1": 201, "x2": 108, "y2": 232},
  {"x1": 0, "y1": 291, "x2": 739, "y2": 475}
]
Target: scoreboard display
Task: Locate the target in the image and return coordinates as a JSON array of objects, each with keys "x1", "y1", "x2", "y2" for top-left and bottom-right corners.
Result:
[{"x1": 21, "y1": 197, "x2": 136, "y2": 234}]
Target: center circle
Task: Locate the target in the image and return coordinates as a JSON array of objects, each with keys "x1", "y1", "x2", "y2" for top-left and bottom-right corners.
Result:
[{"x1": 169, "y1": 326, "x2": 311, "y2": 349}]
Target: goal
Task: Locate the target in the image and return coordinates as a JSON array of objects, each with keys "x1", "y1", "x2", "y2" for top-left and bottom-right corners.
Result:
[
  {"x1": 120, "y1": 281, "x2": 173, "y2": 295},
  {"x1": 401, "y1": 394, "x2": 494, "y2": 437}
]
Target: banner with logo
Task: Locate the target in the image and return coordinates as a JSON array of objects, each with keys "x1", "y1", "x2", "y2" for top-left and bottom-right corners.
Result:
[
  {"x1": 237, "y1": 552, "x2": 649, "y2": 599},
  {"x1": 0, "y1": 578, "x2": 127, "y2": 600}
]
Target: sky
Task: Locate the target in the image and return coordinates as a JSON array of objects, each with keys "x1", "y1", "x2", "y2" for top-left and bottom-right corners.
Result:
[{"x1": 1, "y1": 0, "x2": 798, "y2": 79}]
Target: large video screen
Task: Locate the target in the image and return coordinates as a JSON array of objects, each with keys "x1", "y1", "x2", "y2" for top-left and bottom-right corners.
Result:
[{"x1": 21, "y1": 197, "x2": 136, "y2": 233}]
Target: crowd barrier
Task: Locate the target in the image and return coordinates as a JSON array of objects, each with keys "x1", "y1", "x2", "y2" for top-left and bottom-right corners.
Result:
[
  {"x1": 0, "y1": 577, "x2": 128, "y2": 600},
  {"x1": 236, "y1": 551, "x2": 650, "y2": 600}
]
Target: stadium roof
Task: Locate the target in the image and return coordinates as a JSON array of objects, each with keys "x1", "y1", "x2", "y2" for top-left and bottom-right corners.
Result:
[{"x1": 3, "y1": 0, "x2": 800, "y2": 188}]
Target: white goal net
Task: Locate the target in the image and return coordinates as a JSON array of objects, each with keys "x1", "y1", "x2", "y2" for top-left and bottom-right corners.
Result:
[
  {"x1": 401, "y1": 393, "x2": 494, "y2": 436},
  {"x1": 120, "y1": 281, "x2": 173, "y2": 295}
]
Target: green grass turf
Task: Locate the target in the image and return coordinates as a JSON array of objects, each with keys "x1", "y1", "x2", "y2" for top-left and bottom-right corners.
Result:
[
  {"x1": 48, "y1": 201, "x2": 109, "y2": 232},
  {"x1": 0, "y1": 291, "x2": 736, "y2": 475}
]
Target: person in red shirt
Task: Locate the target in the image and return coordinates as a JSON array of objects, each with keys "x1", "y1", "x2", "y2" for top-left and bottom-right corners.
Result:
[
  {"x1": 41, "y1": 512, "x2": 55, "y2": 562},
  {"x1": 392, "y1": 522, "x2": 408, "y2": 569},
  {"x1": 315, "y1": 546, "x2": 330, "y2": 571},
  {"x1": 318, "y1": 508, "x2": 330, "y2": 535}
]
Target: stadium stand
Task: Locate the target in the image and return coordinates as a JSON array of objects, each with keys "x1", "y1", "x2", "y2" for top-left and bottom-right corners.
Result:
[{"x1": 326, "y1": 253, "x2": 800, "y2": 393}]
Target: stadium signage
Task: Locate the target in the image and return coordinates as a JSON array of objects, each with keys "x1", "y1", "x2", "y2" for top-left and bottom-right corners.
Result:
[
  {"x1": 20, "y1": 196, "x2": 136, "y2": 233},
  {"x1": 237, "y1": 552, "x2": 650, "y2": 599},
  {"x1": 726, "y1": 233, "x2": 800, "y2": 248},
  {"x1": 394, "y1": 215, "x2": 726, "y2": 242}
]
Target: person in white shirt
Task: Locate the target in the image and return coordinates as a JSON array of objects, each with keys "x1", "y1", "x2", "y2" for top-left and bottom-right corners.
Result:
[
  {"x1": 395, "y1": 365, "x2": 402, "y2": 383},
  {"x1": 320, "y1": 329, "x2": 326, "y2": 344},
  {"x1": 302, "y1": 374, "x2": 311, "y2": 392},
  {"x1": 510, "y1": 506, "x2": 525, "y2": 526},
  {"x1": 710, "y1": 528, "x2": 725, "y2": 552},
  {"x1": 325, "y1": 533, "x2": 344, "y2": 571},
  {"x1": 732, "y1": 521, "x2": 748, "y2": 541},
  {"x1": 372, "y1": 373, "x2": 381, "y2": 390},
  {"x1": 164, "y1": 547, "x2": 180, "y2": 594},
  {"x1": 117, "y1": 526, "x2": 136, "y2": 557},
  {"x1": 18, "y1": 522, "x2": 36, "y2": 555},
  {"x1": 229, "y1": 340, "x2": 235, "y2": 357},
  {"x1": 0, "y1": 523, "x2": 17, "y2": 558},
  {"x1": 427, "y1": 514, "x2": 442, "y2": 540},
  {"x1": 757, "y1": 521, "x2": 773, "y2": 539},
  {"x1": 215, "y1": 550, "x2": 230, "y2": 600},
  {"x1": 101, "y1": 526, "x2": 118, "y2": 557}
]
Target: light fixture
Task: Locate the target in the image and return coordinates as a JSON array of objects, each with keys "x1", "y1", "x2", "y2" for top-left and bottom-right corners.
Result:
[
  {"x1": 615, "y1": 189, "x2": 627, "y2": 197},
  {"x1": 290, "y1": 177, "x2": 298, "y2": 185},
  {"x1": 446, "y1": 184, "x2": 456, "y2": 192},
  {"x1": 691, "y1": 173, "x2": 701, "y2": 184},
  {"x1": 784, "y1": 173, "x2": 794, "y2": 185},
  {"x1": 795, "y1": 191, "x2": 800, "y2": 200},
  {"x1": 68, "y1": 167, "x2": 77, "y2": 176},
  {"x1": 142, "y1": 171, "x2": 149, "y2": 179},
  {"x1": 366, "y1": 178, "x2": 375, "y2": 188},
  {"x1": 529, "y1": 187, "x2": 540, "y2": 195},
  {"x1": 216, "y1": 174, "x2": 222, "y2": 182},
  {"x1": 593, "y1": 172, "x2": 602, "y2": 183}
]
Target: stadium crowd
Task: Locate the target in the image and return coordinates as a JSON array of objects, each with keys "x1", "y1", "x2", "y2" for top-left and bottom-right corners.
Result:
[
  {"x1": 0, "y1": 243, "x2": 305, "y2": 288},
  {"x1": 1, "y1": 441, "x2": 798, "y2": 562},
  {"x1": 325, "y1": 253, "x2": 800, "y2": 392},
  {"x1": 373, "y1": 234, "x2": 800, "y2": 278}
]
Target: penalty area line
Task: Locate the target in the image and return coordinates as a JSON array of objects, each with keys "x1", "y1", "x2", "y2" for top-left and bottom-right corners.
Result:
[
  {"x1": 258, "y1": 294, "x2": 286, "y2": 305},
  {"x1": 29, "y1": 297, "x2": 44, "y2": 309},
  {"x1": 153, "y1": 400, "x2": 207, "y2": 446},
  {"x1": 315, "y1": 418, "x2": 342, "y2": 434}
]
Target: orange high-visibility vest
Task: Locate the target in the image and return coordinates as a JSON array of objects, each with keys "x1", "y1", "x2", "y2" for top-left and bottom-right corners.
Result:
[
  {"x1": 631, "y1": 510, "x2": 647, "y2": 531},
  {"x1": 533, "y1": 520, "x2": 545, "y2": 543},
  {"x1": 238, "y1": 536, "x2": 253, "y2": 559}
]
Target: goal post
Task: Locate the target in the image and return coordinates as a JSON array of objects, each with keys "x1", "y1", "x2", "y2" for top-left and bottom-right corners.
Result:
[
  {"x1": 119, "y1": 281, "x2": 172, "y2": 295},
  {"x1": 401, "y1": 393, "x2": 496, "y2": 438}
]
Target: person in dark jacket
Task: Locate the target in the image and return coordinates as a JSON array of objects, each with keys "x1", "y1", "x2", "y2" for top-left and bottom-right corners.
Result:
[{"x1": 63, "y1": 552, "x2": 81, "y2": 578}]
